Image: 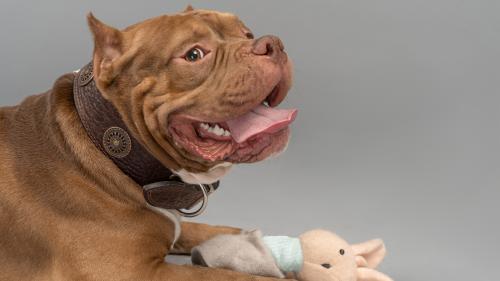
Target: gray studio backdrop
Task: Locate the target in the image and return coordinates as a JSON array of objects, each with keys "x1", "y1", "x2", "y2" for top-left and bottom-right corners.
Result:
[{"x1": 1, "y1": 1, "x2": 499, "y2": 280}]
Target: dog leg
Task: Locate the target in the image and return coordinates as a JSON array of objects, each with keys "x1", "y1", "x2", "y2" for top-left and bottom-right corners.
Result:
[
  {"x1": 145, "y1": 262, "x2": 294, "y2": 281},
  {"x1": 170, "y1": 222, "x2": 241, "y2": 254}
]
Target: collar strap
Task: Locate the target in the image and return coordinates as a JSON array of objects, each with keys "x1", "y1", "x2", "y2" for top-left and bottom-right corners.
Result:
[{"x1": 73, "y1": 62, "x2": 219, "y2": 212}]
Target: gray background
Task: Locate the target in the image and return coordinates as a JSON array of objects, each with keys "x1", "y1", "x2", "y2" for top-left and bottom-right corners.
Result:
[{"x1": 1, "y1": 1, "x2": 499, "y2": 280}]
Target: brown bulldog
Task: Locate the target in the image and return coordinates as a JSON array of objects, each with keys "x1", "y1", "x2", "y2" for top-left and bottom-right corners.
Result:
[{"x1": 0, "y1": 6, "x2": 297, "y2": 281}]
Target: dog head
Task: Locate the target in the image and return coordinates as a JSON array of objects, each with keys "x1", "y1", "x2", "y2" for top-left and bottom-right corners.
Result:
[{"x1": 87, "y1": 6, "x2": 297, "y2": 181}]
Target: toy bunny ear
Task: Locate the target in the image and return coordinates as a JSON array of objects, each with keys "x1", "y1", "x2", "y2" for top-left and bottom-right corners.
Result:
[
  {"x1": 351, "y1": 239, "x2": 386, "y2": 269},
  {"x1": 357, "y1": 267, "x2": 393, "y2": 281}
]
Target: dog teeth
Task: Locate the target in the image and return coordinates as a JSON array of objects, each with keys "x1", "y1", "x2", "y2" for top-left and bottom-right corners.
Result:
[
  {"x1": 200, "y1": 123, "x2": 210, "y2": 130},
  {"x1": 200, "y1": 123, "x2": 231, "y2": 137}
]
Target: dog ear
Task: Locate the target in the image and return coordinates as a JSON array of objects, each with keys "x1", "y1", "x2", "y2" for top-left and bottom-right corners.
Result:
[
  {"x1": 87, "y1": 12, "x2": 123, "y2": 84},
  {"x1": 351, "y1": 239, "x2": 386, "y2": 269},
  {"x1": 184, "y1": 5, "x2": 195, "y2": 12}
]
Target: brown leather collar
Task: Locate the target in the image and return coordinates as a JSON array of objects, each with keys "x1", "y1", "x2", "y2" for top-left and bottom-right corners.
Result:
[{"x1": 73, "y1": 62, "x2": 219, "y2": 213}]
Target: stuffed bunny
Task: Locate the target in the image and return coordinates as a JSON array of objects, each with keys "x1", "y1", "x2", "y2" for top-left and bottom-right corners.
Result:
[{"x1": 191, "y1": 229, "x2": 393, "y2": 281}]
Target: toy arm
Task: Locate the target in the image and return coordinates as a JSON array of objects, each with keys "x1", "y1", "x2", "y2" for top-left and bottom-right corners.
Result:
[
  {"x1": 191, "y1": 230, "x2": 285, "y2": 278},
  {"x1": 170, "y1": 222, "x2": 241, "y2": 255},
  {"x1": 357, "y1": 267, "x2": 394, "y2": 281}
]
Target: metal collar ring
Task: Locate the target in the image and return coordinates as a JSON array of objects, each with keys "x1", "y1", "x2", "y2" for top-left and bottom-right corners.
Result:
[{"x1": 175, "y1": 184, "x2": 211, "y2": 217}]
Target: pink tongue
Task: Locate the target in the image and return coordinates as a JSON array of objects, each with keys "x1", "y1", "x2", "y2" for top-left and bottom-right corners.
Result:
[{"x1": 226, "y1": 105, "x2": 298, "y2": 143}]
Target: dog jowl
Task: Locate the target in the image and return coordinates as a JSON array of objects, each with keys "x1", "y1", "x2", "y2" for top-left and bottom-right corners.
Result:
[{"x1": 0, "y1": 6, "x2": 297, "y2": 281}]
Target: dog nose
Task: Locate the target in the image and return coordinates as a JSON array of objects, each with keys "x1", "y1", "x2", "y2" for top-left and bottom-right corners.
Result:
[{"x1": 252, "y1": 35, "x2": 284, "y2": 59}]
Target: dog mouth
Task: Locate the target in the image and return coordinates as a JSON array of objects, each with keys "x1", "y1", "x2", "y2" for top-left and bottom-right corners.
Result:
[{"x1": 168, "y1": 85, "x2": 298, "y2": 163}]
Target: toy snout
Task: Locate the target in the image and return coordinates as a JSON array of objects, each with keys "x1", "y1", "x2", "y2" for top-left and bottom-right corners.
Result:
[
  {"x1": 298, "y1": 229, "x2": 393, "y2": 281},
  {"x1": 298, "y1": 230, "x2": 358, "y2": 281}
]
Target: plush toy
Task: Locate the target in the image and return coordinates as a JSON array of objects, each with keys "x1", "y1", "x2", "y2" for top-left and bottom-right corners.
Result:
[{"x1": 191, "y1": 229, "x2": 393, "y2": 281}]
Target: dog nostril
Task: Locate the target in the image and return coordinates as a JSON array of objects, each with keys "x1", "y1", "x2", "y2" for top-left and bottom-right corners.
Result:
[
  {"x1": 252, "y1": 35, "x2": 282, "y2": 57},
  {"x1": 265, "y1": 42, "x2": 274, "y2": 56}
]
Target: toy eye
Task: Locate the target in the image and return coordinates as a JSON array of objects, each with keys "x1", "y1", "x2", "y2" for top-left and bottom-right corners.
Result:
[
  {"x1": 339, "y1": 249, "x2": 345, "y2": 255},
  {"x1": 321, "y1": 263, "x2": 331, "y2": 269},
  {"x1": 185, "y1": 47, "x2": 205, "y2": 62}
]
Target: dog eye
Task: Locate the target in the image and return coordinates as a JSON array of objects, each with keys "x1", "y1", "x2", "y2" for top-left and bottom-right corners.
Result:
[
  {"x1": 185, "y1": 47, "x2": 205, "y2": 62},
  {"x1": 321, "y1": 263, "x2": 331, "y2": 269},
  {"x1": 339, "y1": 249, "x2": 345, "y2": 255},
  {"x1": 245, "y1": 32, "x2": 254, "y2": 39}
]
